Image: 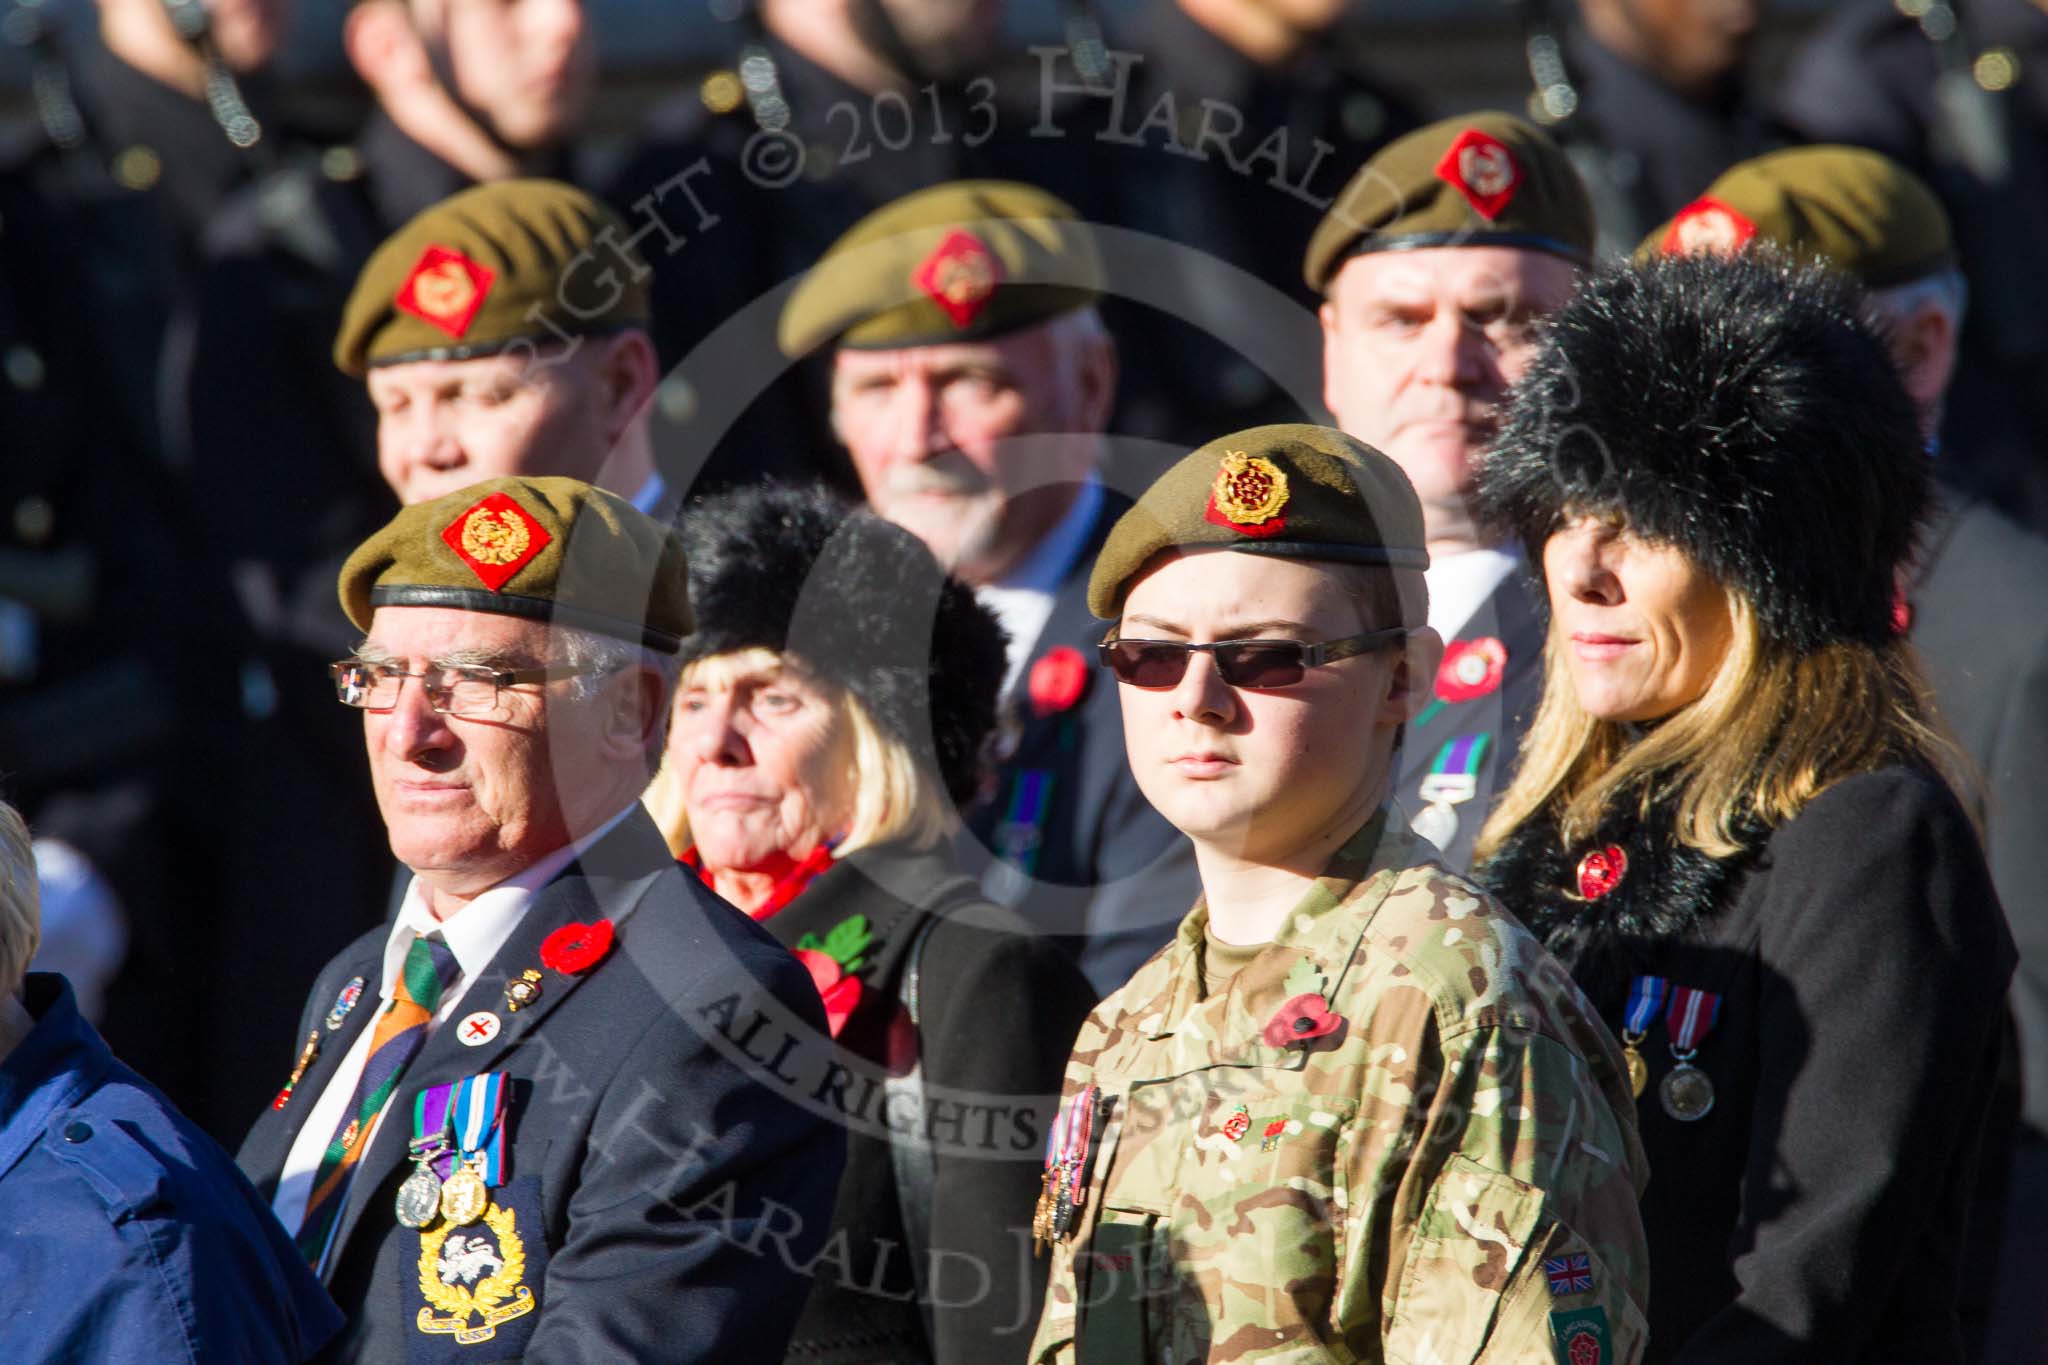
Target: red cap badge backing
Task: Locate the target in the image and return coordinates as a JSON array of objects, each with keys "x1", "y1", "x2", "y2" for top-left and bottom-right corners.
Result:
[
  {"x1": 912, "y1": 229, "x2": 1004, "y2": 328},
  {"x1": 442, "y1": 492, "x2": 549, "y2": 591},
  {"x1": 1435, "y1": 128, "x2": 1524, "y2": 222},
  {"x1": 395, "y1": 244, "x2": 496, "y2": 341},
  {"x1": 1660, "y1": 197, "x2": 1758, "y2": 259},
  {"x1": 1204, "y1": 451, "x2": 1290, "y2": 538}
]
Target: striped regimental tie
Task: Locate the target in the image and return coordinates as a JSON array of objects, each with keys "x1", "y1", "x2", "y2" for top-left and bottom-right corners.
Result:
[{"x1": 295, "y1": 932, "x2": 461, "y2": 1266}]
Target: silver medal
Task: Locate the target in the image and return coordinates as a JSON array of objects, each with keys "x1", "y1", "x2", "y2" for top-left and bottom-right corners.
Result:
[
  {"x1": 1410, "y1": 801, "x2": 1460, "y2": 851},
  {"x1": 395, "y1": 1160, "x2": 444, "y2": 1229},
  {"x1": 1659, "y1": 1061, "x2": 1716, "y2": 1122}
]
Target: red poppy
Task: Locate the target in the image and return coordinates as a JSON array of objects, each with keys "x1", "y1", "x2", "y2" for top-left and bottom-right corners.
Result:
[
  {"x1": 539, "y1": 919, "x2": 614, "y2": 975},
  {"x1": 1028, "y1": 646, "x2": 1091, "y2": 718},
  {"x1": 795, "y1": 948, "x2": 864, "y2": 1038},
  {"x1": 1435, "y1": 637, "x2": 1508, "y2": 704},
  {"x1": 1576, "y1": 846, "x2": 1628, "y2": 900},
  {"x1": 1261, "y1": 993, "x2": 1343, "y2": 1048}
]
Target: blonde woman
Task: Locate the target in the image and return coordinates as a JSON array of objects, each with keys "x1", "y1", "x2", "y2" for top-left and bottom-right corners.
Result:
[
  {"x1": 1475, "y1": 253, "x2": 2015, "y2": 1361},
  {"x1": 646, "y1": 483, "x2": 1096, "y2": 1364}
]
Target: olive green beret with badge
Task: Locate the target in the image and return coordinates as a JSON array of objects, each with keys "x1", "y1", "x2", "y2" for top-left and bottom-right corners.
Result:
[
  {"x1": 1640, "y1": 145, "x2": 1954, "y2": 287},
  {"x1": 778, "y1": 179, "x2": 1103, "y2": 357},
  {"x1": 334, "y1": 178, "x2": 652, "y2": 377},
  {"x1": 338, "y1": 476, "x2": 692, "y2": 652},
  {"x1": 1087, "y1": 423, "x2": 1430, "y2": 619},
  {"x1": 1303, "y1": 111, "x2": 1595, "y2": 293}
]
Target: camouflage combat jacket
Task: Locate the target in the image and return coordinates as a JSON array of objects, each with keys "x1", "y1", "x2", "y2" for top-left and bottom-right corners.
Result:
[{"x1": 1028, "y1": 815, "x2": 1650, "y2": 1364}]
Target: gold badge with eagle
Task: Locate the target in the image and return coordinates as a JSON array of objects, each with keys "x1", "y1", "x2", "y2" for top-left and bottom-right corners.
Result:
[{"x1": 416, "y1": 1202, "x2": 536, "y2": 1345}]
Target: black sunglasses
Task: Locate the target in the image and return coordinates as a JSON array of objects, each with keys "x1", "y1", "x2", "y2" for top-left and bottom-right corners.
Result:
[{"x1": 1096, "y1": 628, "x2": 1409, "y2": 690}]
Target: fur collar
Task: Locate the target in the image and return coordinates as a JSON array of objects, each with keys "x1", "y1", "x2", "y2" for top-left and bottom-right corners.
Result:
[{"x1": 1477, "y1": 792, "x2": 1766, "y2": 999}]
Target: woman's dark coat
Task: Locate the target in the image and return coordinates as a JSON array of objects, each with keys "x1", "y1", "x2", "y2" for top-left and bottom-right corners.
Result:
[
  {"x1": 1483, "y1": 766, "x2": 2015, "y2": 1362},
  {"x1": 746, "y1": 839, "x2": 1099, "y2": 1364}
]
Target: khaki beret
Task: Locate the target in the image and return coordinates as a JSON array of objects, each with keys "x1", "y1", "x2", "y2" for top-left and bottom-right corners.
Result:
[
  {"x1": 1088, "y1": 424, "x2": 1429, "y2": 619},
  {"x1": 778, "y1": 180, "x2": 1102, "y2": 356},
  {"x1": 1304, "y1": 112, "x2": 1595, "y2": 292},
  {"x1": 1640, "y1": 145, "x2": 1954, "y2": 288},
  {"x1": 334, "y1": 179, "x2": 651, "y2": 377},
  {"x1": 339, "y1": 476, "x2": 692, "y2": 652}
]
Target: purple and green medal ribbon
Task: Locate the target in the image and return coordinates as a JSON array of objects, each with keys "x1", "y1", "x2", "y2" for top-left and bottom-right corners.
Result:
[
  {"x1": 998, "y1": 769, "x2": 1055, "y2": 874},
  {"x1": 1624, "y1": 976, "x2": 1669, "y2": 1036},
  {"x1": 412, "y1": 1082, "x2": 457, "y2": 1178},
  {"x1": 1431, "y1": 733, "x2": 1489, "y2": 780}
]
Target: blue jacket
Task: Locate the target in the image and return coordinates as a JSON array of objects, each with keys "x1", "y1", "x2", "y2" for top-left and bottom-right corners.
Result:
[{"x1": 0, "y1": 974, "x2": 342, "y2": 1362}]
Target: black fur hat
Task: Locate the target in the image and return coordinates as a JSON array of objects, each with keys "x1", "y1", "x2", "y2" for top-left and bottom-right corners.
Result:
[
  {"x1": 1477, "y1": 251, "x2": 1929, "y2": 652},
  {"x1": 676, "y1": 482, "x2": 1008, "y2": 808}
]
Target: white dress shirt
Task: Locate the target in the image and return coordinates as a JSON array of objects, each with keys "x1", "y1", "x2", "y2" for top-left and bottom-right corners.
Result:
[
  {"x1": 1426, "y1": 546, "x2": 1520, "y2": 643},
  {"x1": 978, "y1": 478, "x2": 1104, "y2": 698},
  {"x1": 273, "y1": 803, "x2": 639, "y2": 1271}
]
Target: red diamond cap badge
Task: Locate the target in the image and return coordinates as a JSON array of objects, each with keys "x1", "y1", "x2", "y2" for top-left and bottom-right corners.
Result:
[
  {"x1": 441, "y1": 491, "x2": 549, "y2": 592},
  {"x1": 1661, "y1": 197, "x2": 1758, "y2": 259},
  {"x1": 395, "y1": 244, "x2": 496, "y2": 341},
  {"x1": 1435, "y1": 128, "x2": 1524, "y2": 222},
  {"x1": 912, "y1": 229, "x2": 1005, "y2": 329}
]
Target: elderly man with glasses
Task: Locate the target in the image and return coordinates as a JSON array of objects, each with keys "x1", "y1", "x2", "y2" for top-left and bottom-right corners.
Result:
[{"x1": 237, "y1": 475, "x2": 843, "y2": 1363}]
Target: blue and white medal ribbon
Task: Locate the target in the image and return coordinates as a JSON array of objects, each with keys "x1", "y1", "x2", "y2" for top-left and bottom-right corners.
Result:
[{"x1": 1621, "y1": 976, "x2": 1668, "y2": 1098}]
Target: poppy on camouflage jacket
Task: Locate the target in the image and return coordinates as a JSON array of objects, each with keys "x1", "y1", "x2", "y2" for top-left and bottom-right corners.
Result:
[{"x1": 1029, "y1": 814, "x2": 1650, "y2": 1363}]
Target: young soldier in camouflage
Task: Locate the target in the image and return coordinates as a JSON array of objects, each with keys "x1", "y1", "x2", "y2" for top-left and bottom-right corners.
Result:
[{"x1": 1028, "y1": 425, "x2": 1649, "y2": 1363}]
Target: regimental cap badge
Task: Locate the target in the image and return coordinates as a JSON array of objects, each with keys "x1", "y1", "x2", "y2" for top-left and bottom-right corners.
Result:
[
  {"x1": 1436, "y1": 127, "x2": 1524, "y2": 222},
  {"x1": 395, "y1": 243, "x2": 496, "y2": 341},
  {"x1": 442, "y1": 491, "x2": 550, "y2": 592},
  {"x1": 912, "y1": 229, "x2": 1005, "y2": 328},
  {"x1": 1660, "y1": 196, "x2": 1759, "y2": 258},
  {"x1": 1204, "y1": 450, "x2": 1290, "y2": 538}
]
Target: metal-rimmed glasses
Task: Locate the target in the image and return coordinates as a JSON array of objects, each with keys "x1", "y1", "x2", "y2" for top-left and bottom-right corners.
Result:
[
  {"x1": 1096, "y1": 628, "x2": 1409, "y2": 690},
  {"x1": 329, "y1": 659, "x2": 612, "y2": 718}
]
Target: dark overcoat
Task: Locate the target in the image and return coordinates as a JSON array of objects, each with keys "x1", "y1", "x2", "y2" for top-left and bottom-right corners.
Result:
[
  {"x1": 238, "y1": 809, "x2": 846, "y2": 1363},
  {"x1": 1483, "y1": 766, "x2": 2016, "y2": 1362},
  {"x1": 730, "y1": 841, "x2": 1097, "y2": 1363}
]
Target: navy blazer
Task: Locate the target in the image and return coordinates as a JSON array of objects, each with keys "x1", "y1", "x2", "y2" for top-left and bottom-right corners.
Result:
[
  {"x1": 966, "y1": 494, "x2": 1200, "y2": 997},
  {"x1": 238, "y1": 808, "x2": 847, "y2": 1363},
  {"x1": 1393, "y1": 564, "x2": 1547, "y2": 874},
  {"x1": 2, "y1": 975, "x2": 342, "y2": 1362}
]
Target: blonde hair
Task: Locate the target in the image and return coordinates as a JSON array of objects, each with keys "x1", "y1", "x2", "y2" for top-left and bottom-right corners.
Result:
[
  {"x1": 1476, "y1": 591, "x2": 1976, "y2": 861},
  {"x1": 0, "y1": 802, "x2": 40, "y2": 998},
  {"x1": 644, "y1": 648, "x2": 956, "y2": 861}
]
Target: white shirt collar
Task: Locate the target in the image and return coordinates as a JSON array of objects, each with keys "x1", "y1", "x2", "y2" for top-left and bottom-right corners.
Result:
[
  {"x1": 978, "y1": 480, "x2": 1103, "y2": 694},
  {"x1": 381, "y1": 802, "x2": 641, "y2": 999},
  {"x1": 1425, "y1": 546, "x2": 1520, "y2": 642}
]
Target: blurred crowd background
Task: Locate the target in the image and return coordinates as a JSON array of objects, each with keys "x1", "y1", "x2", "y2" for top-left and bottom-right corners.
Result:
[{"x1": 4, "y1": 0, "x2": 2047, "y2": 1151}]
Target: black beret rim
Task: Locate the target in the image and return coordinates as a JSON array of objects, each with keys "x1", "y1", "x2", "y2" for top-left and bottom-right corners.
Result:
[
  {"x1": 821, "y1": 288, "x2": 1099, "y2": 354},
  {"x1": 1859, "y1": 249, "x2": 1958, "y2": 291},
  {"x1": 361, "y1": 321, "x2": 645, "y2": 372},
  {"x1": 367, "y1": 584, "x2": 683, "y2": 653},
  {"x1": 1091, "y1": 542, "x2": 1433, "y2": 619},
  {"x1": 1336, "y1": 230, "x2": 1590, "y2": 273},
  {"x1": 1225, "y1": 542, "x2": 1431, "y2": 570}
]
